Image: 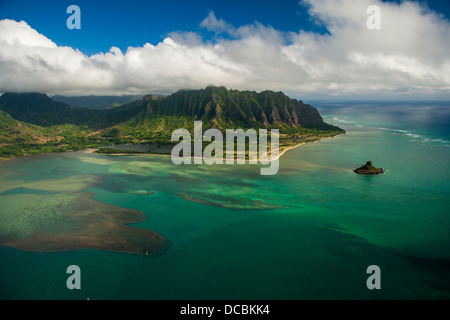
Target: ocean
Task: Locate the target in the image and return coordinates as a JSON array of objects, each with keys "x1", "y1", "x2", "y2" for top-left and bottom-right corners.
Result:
[{"x1": 0, "y1": 101, "x2": 449, "y2": 300}]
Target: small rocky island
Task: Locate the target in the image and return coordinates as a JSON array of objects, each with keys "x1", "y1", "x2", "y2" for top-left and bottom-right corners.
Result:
[{"x1": 354, "y1": 161, "x2": 385, "y2": 175}]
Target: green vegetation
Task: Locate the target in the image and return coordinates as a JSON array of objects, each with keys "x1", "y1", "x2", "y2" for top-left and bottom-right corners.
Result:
[
  {"x1": 353, "y1": 161, "x2": 385, "y2": 175},
  {"x1": 0, "y1": 110, "x2": 115, "y2": 159},
  {"x1": 52, "y1": 94, "x2": 144, "y2": 110},
  {"x1": 0, "y1": 93, "x2": 98, "y2": 126},
  {"x1": 0, "y1": 87, "x2": 345, "y2": 160}
]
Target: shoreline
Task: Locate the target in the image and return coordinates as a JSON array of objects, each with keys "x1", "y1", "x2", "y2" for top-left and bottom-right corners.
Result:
[
  {"x1": 91, "y1": 133, "x2": 344, "y2": 161},
  {"x1": 1, "y1": 133, "x2": 344, "y2": 163},
  {"x1": 273, "y1": 132, "x2": 344, "y2": 161}
]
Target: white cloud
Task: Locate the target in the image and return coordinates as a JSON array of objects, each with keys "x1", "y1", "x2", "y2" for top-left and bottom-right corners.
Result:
[
  {"x1": 200, "y1": 11, "x2": 238, "y2": 36},
  {"x1": 0, "y1": 0, "x2": 449, "y2": 99}
]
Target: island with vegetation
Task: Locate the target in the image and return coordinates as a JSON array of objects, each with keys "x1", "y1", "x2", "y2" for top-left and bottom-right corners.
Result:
[
  {"x1": 353, "y1": 161, "x2": 385, "y2": 175},
  {"x1": 0, "y1": 86, "x2": 344, "y2": 160}
]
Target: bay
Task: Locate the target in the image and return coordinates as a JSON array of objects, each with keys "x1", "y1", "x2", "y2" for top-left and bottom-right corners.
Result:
[{"x1": 0, "y1": 101, "x2": 449, "y2": 300}]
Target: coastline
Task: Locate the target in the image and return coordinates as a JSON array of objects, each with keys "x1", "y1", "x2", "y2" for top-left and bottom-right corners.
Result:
[
  {"x1": 273, "y1": 133, "x2": 344, "y2": 161},
  {"x1": 91, "y1": 133, "x2": 344, "y2": 161},
  {"x1": 0, "y1": 134, "x2": 344, "y2": 163}
]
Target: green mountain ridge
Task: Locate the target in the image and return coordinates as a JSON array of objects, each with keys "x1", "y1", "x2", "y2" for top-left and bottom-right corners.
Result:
[
  {"x1": 0, "y1": 87, "x2": 344, "y2": 159},
  {"x1": 0, "y1": 92, "x2": 98, "y2": 127},
  {"x1": 136, "y1": 86, "x2": 329, "y2": 129},
  {"x1": 52, "y1": 94, "x2": 144, "y2": 110}
]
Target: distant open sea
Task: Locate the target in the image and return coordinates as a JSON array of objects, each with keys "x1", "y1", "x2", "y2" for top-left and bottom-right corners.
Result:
[{"x1": 1, "y1": 101, "x2": 449, "y2": 300}]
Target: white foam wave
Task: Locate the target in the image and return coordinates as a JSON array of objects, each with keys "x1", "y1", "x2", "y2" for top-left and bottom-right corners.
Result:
[{"x1": 375, "y1": 126, "x2": 449, "y2": 145}]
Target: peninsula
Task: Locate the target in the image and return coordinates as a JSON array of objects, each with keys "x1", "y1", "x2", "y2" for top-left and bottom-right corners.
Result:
[{"x1": 0, "y1": 87, "x2": 344, "y2": 160}]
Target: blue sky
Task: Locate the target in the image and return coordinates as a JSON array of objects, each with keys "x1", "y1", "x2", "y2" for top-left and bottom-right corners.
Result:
[
  {"x1": 0, "y1": 0, "x2": 329, "y2": 55},
  {"x1": 0, "y1": 0, "x2": 449, "y2": 99},
  {"x1": 1, "y1": 0, "x2": 448, "y2": 56}
]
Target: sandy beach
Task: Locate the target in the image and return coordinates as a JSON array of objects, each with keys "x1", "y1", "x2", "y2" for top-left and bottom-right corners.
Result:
[{"x1": 93, "y1": 134, "x2": 344, "y2": 162}]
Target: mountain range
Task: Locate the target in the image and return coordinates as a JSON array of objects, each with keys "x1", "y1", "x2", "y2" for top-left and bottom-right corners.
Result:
[
  {"x1": 52, "y1": 95, "x2": 144, "y2": 110},
  {"x1": 0, "y1": 86, "x2": 344, "y2": 159}
]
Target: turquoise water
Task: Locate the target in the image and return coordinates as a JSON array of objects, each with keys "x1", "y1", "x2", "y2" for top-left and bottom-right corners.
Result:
[{"x1": 0, "y1": 102, "x2": 449, "y2": 299}]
